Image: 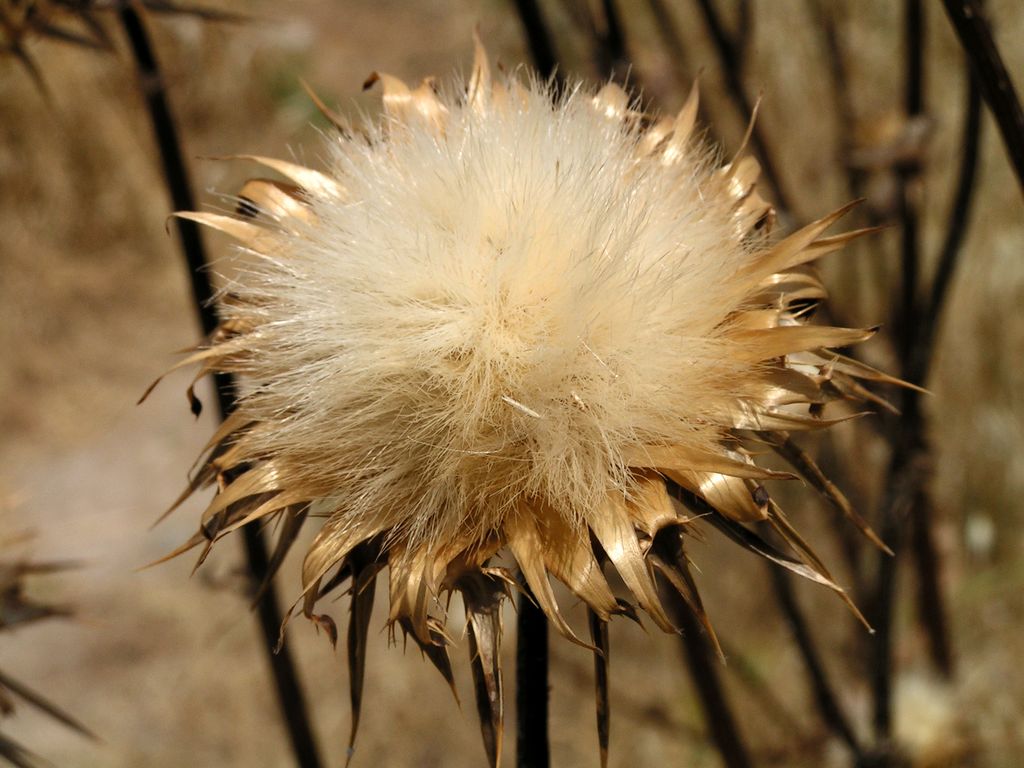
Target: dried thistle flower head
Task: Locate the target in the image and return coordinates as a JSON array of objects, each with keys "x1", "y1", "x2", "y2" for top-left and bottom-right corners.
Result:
[{"x1": 155, "y1": 39, "x2": 902, "y2": 767}]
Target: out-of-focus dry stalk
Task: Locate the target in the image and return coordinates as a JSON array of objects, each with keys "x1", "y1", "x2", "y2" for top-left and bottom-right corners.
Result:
[
  {"x1": 804, "y1": 0, "x2": 866, "y2": 208},
  {"x1": 0, "y1": 556, "x2": 94, "y2": 764},
  {"x1": 903, "y1": 61, "x2": 983, "y2": 679},
  {"x1": 597, "y1": 0, "x2": 628, "y2": 82},
  {"x1": 642, "y1": 0, "x2": 693, "y2": 91},
  {"x1": 922, "y1": 51, "x2": 984, "y2": 354},
  {"x1": 870, "y1": 1, "x2": 986, "y2": 740},
  {"x1": 516, "y1": 586, "x2": 550, "y2": 768},
  {"x1": 640, "y1": 0, "x2": 728, "y2": 149},
  {"x1": 663, "y1": 587, "x2": 753, "y2": 768},
  {"x1": 718, "y1": 642, "x2": 805, "y2": 739},
  {"x1": 869, "y1": 0, "x2": 926, "y2": 752},
  {"x1": 116, "y1": 7, "x2": 322, "y2": 767},
  {"x1": 941, "y1": 0, "x2": 1024, "y2": 198},
  {"x1": 691, "y1": 0, "x2": 795, "y2": 219},
  {"x1": 769, "y1": 567, "x2": 864, "y2": 760},
  {"x1": 512, "y1": 0, "x2": 560, "y2": 82},
  {"x1": 563, "y1": 0, "x2": 641, "y2": 91},
  {"x1": 734, "y1": 0, "x2": 752, "y2": 69}
]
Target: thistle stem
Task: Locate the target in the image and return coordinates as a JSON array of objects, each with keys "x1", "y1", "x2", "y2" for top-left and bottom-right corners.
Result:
[
  {"x1": 692, "y1": 0, "x2": 795, "y2": 219},
  {"x1": 664, "y1": 590, "x2": 753, "y2": 768},
  {"x1": 597, "y1": 0, "x2": 628, "y2": 82},
  {"x1": 769, "y1": 568, "x2": 864, "y2": 759},
  {"x1": 512, "y1": 0, "x2": 560, "y2": 82},
  {"x1": 869, "y1": 1, "x2": 926, "y2": 751},
  {"x1": 516, "y1": 588, "x2": 550, "y2": 768},
  {"x1": 941, "y1": 0, "x2": 1024, "y2": 198},
  {"x1": 918, "y1": 65, "x2": 983, "y2": 383},
  {"x1": 805, "y1": 0, "x2": 867, "y2": 208},
  {"x1": 898, "y1": 60, "x2": 983, "y2": 681},
  {"x1": 643, "y1": 0, "x2": 695, "y2": 94},
  {"x1": 117, "y1": 7, "x2": 322, "y2": 767}
]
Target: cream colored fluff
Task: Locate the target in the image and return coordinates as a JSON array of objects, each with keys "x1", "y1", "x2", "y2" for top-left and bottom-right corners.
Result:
[
  {"x1": 161, "y1": 51, "x2": 893, "y2": 763},
  {"x1": 220, "y1": 74, "x2": 768, "y2": 553}
]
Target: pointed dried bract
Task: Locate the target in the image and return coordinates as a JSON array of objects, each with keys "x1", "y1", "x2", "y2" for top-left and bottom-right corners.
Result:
[
  {"x1": 154, "y1": 41, "x2": 905, "y2": 766},
  {"x1": 461, "y1": 572, "x2": 506, "y2": 768}
]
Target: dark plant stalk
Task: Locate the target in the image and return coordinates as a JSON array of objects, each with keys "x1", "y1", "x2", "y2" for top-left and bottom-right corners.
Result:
[
  {"x1": 567, "y1": 0, "x2": 636, "y2": 88},
  {"x1": 643, "y1": 0, "x2": 694, "y2": 92},
  {"x1": 663, "y1": 589, "x2": 753, "y2": 768},
  {"x1": 909, "y1": 488, "x2": 953, "y2": 672},
  {"x1": 735, "y1": 0, "x2": 753, "y2": 69},
  {"x1": 512, "y1": 0, "x2": 561, "y2": 82},
  {"x1": 598, "y1": 0, "x2": 628, "y2": 82},
  {"x1": 718, "y1": 641, "x2": 805, "y2": 740},
  {"x1": 919, "y1": 68, "x2": 983, "y2": 379},
  {"x1": 902, "y1": 61, "x2": 983, "y2": 679},
  {"x1": 117, "y1": 7, "x2": 322, "y2": 767},
  {"x1": 870, "y1": 2, "x2": 983, "y2": 718},
  {"x1": 516, "y1": 589, "x2": 550, "y2": 768},
  {"x1": 869, "y1": 0, "x2": 925, "y2": 749},
  {"x1": 769, "y1": 568, "x2": 864, "y2": 759},
  {"x1": 900, "y1": 0, "x2": 925, "y2": 366},
  {"x1": 941, "y1": 0, "x2": 1024, "y2": 197},
  {"x1": 805, "y1": 0, "x2": 866, "y2": 206},
  {"x1": 869, "y1": 447, "x2": 917, "y2": 748},
  {"x1": 692, "y1": 0, "x2": 795, "y2": 218}
]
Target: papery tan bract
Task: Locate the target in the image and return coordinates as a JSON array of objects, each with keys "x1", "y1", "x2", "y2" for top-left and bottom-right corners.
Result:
[{"x1": 155, "y1": 40, "x2": 900, "y2": 767}]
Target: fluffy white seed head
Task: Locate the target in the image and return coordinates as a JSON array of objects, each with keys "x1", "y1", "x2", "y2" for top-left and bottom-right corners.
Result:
[
  {"x1": 164, "y1": 52, "x2": 891, "y2": 760},
  {"x1": 222, "y1": 74, "x2": 770, "y2": 552}
]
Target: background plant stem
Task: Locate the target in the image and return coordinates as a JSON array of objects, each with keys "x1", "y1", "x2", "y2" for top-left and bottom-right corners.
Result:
[
  {"x1": 770, "y1": 567, "x2": 864, "y2": 760},
  {"x1": 941, "y1": 0, "x2": 1024, "y2": 197},
  {"x1": 664, "y1": 590, "x2": 753, "y2": 768},
  {"x1": 513, "y1": 0, "x2": 560, "y2": 83},
  {"x1": 117, "y1": 7, "x2": 322, "y2": 767},
  {"x1": 516, "y1": 589, "x2": 550, "y2": 768},
  {"x1": 868, "y1": 0, "x2": 925, "y2": 753},
  {"x1": 692, "y1": 0, "x2": 795, "y2": 220}
]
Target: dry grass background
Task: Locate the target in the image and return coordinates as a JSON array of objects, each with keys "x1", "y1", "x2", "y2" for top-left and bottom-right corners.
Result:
[{"x1": 1, "y1": 1, "x2": 1022, "y2": 765}]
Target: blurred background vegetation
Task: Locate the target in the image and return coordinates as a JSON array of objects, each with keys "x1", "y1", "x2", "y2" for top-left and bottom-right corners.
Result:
[{"x1": 1, "y1": 1, "x2": 1022, "y2": 766}]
